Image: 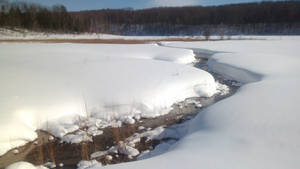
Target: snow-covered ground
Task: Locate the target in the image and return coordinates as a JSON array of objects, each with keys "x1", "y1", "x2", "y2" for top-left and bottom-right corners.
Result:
[
  {"x1": 0, "y1": 42, "x2": 219, "y2": 156},
  {"x1": 0, "y1": 28, "x2": 203, "y2": 40},
  {"x1": 72, "y1": 37, "x2": 300, "y2": 169},
  {"x1": 2, "y1": 34, "x2": 300, "y2": 169},
  {"x1": 0, "y1": 28, "x2": 289, "y2": 41}
]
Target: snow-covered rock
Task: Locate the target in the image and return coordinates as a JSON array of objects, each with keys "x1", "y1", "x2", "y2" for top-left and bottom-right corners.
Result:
[
  {"x1": 77, "y1": 160, "x2": 101, "y2": 169},
  {"x1": 118, "y1": 141, "x2": 139, "y2": 157}
]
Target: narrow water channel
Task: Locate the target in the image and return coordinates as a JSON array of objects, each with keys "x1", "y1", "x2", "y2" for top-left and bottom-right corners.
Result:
[{"x1": 0, "y1": 46, "x2": 241, "y2": 169}]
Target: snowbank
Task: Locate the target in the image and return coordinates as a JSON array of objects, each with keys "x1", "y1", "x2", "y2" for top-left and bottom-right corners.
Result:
[
  {"x1": 0, "y1": 43, "x2": 217, "y2": 155},
  {"x1": 90, "y1": 37, "x2": 300, "y2": 169}
]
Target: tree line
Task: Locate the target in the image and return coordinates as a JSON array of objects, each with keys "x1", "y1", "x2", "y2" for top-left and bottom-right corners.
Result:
[
  {"x1": 0, "y1": 0, "x2": 87, "y2": 32},
  {"x1": 71, "y1": 1, "x2": 300, "y2": 35},
  {"x1": 1, "y1": 0, "x2": 300, "y2": 35}
]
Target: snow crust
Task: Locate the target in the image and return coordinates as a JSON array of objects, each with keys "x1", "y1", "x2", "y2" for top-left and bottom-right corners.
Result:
[
  {"x1": 87, "y1": 37, "x2": 300, "y2": 169},
  {"x1": 0, "y1": 43, "x2": 217, "y2": 155}
]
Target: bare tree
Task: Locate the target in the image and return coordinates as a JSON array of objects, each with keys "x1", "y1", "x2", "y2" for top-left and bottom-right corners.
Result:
[{"x1": 203, "y1": 27, "x2": 211, "y2": 40}]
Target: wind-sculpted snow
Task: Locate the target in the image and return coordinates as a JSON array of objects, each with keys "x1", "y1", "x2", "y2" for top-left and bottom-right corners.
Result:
[
  {"x1": 89, "y1": 37, "x2": 300, "y2": 169},
  {"x1": 0, "y1": 43, "x2": 218, "y2": 156}
]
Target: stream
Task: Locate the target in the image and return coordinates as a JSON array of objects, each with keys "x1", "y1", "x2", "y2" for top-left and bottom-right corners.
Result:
[{"x1": 0, "y1": 46, "x2": 241, "y2": 169}]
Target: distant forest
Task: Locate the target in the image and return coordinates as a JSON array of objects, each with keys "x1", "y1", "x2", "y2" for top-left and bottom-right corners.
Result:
[{"x1": 1, "y1": 0, "x2": 300, "y2": 35}]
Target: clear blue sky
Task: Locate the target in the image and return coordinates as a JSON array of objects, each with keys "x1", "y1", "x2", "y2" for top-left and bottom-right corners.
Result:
[{"x1": 10, "y1": 0, "x2": 278, "y2": 11}]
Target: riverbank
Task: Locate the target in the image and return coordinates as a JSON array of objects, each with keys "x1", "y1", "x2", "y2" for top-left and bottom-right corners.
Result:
[{"x1": 0, "y1": 45, "x2": 239, "y2": 168}]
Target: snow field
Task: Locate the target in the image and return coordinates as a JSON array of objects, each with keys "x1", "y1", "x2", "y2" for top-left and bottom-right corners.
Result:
[{"x1": 4, "y1": 36, "x2": 300, "y2": 169}]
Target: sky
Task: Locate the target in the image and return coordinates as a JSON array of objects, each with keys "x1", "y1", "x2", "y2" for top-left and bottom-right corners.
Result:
[{"x1": 11, "y1": 0, "x2": 278, "y2": 11}]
